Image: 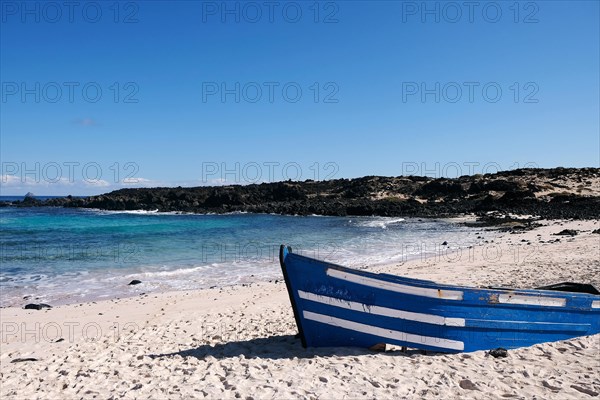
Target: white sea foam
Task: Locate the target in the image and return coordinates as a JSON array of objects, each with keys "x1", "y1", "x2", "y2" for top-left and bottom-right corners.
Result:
[
  {"x1": 84, "y1": 208, "x2": 251, "y2": 216},
  {"x1": 85, "y1": 208, "x2": 166, "y2": 215},
  {"x1": 354, "y1": 217, "x2": 406, "y2": 229}
]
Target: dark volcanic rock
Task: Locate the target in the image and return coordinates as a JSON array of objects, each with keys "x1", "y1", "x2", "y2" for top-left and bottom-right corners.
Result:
[
  {"x1": 24, "y1": 303, "x2": 52, "y2": 310},
  {"x1": 9, "y1": 168, "x2": 600, "y2": 220},
  {"x1": 498, "y1": 190, "x2": 536, "y2": 204},
  {"x1": 415, "y1": 179, "x2": 467, "y2": 198},
  {"x1": 22, "y1": 194, "x2": 39, "y2": 205},
  {"x1": 488, "y1": 348, "x2": 508, "y2": 358},
  {"x1": 128, "y1": 280, "x2": 142, "y2": 285},
  {"x1": 555, "y1": 229, "x2": 578, "y2": 236},
  {"x1": 11, "y1": 358, "x2": 39, "y2": 363}
]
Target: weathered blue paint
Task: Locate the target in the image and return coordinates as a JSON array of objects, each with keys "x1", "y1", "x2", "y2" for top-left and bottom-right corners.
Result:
[{"x1": 279, "y1": 245, "x2": 600, "y2": 353}]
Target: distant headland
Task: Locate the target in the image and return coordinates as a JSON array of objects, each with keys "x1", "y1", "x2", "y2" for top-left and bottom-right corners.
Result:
[{"x1": 3, "y1": 168, "x2": 599, "y2": 220}]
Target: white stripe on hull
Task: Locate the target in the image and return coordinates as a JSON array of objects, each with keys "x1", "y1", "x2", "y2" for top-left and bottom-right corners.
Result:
[
  {"x1": 498, "y1": 294, "x2": 566, "y2": 307},
  {"x1": 592, "y1": 301, "x2": 600, "y2": 309},
  {"x1": 303, "y1": 310, "x2": 465, "y2": 351},
  {"x1": 298, "y1": 290, "x2": 465, "y2": 327},
  {"x1": 326, "y1": 268, "x2": 463, "y2": 300}
]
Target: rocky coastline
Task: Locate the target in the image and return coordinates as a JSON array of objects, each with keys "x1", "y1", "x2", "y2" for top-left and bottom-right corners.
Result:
[{"x1": 3, "y1": 168, "x2": 599, "y2": 220}]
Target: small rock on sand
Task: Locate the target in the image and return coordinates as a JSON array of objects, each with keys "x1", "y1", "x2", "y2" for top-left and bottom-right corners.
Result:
[
  {"x1": 488, "y1": 348, "x2": 508, "y2": 358},
  {"x1": 459, "y1": 379, "x2": 479, "y2": 391},
  {"x1": 11, "y1": 358, "x2": 38, "y2": 363},
  {"x1": 555, "y1": 229, "x2": 578, "y2": 236},
  {"x1": 24, "y1": 303, "x2": 52, "y2": 310},
  {"x1": 570, "y1": 384, "x2": 599, "y2": 397}
]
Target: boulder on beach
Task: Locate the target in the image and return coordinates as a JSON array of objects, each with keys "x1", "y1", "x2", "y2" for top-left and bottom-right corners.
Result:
[
  {"x1": 555, "y1": 229, "x2": 578, "y2": 236},
  {"x1": 11, "y1": 357, "x2": 38, "y2": 363},
  {"x1": 488, "y1": 348, "x2": 508, "y2": 358},
  {"x1": 24, "y1": 303, "x2": 52, "y2": 310}
]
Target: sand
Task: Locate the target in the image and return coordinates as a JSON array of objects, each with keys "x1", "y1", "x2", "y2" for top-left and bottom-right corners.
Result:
[{"x1": 1, "y1": 219, "x2": 599, "y2": 399}]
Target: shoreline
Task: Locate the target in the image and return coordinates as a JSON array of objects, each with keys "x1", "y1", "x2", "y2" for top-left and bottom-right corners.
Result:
[
  {"x1": 1, "y1": 218, "x2": 599, "y2": 398},
  {"x1": 0, "y1": 214, "x2": 499, "y2": 308},
  {"x1": 6, "y1": 168, "x2": 600, "y2": 220},
  {"x1": 2, "y1": 215, "x2": 596, "y2": 308}
]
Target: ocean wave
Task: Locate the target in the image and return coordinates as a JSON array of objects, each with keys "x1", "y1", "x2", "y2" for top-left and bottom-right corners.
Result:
[
  {"x1": 354, "y1": 217, "x2": 406, "y2": 229},
  {"x1": 83, "y1": 208, "x2": 154, "y2": 215},
  {"x1": 83, "y1": 209, "x2": 255, "y2": 216},
  {"x1": 131, "y1": 265, "x2": 212, "y2": 278}
]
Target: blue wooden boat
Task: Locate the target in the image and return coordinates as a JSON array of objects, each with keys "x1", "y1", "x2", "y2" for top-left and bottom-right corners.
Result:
[{"x1": 279, "y1": 245, "x2": 600, "y2": 353}]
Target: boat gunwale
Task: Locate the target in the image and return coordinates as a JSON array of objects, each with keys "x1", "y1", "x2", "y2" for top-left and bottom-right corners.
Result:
[{"x1": 284, "y1": 248, "x2": 600, "y2": 302}]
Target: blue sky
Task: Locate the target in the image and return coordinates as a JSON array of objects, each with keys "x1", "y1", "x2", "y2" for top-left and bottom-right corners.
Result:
[{"x1": 1, "y1": 0, "x2": 599, "y2": 195}]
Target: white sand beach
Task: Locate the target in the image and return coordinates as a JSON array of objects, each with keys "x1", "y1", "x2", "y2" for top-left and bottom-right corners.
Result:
[{"x1": 1, "y1": 219, "x2": 599, "y2": 399}]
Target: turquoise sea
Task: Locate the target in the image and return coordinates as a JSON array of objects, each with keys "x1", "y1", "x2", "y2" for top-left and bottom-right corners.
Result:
[{"x1": 0, "y1": 202, "x2": 485, "y2": 306}]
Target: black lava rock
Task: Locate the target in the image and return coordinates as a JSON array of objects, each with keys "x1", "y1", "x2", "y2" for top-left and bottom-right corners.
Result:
[
  {"x1": 24, "y1": 303, "x2": 52, "y2": 310},
  {"x1": 128, "y1": 280, "x2": 142, "y2": 285},
  {"x1": 11, "y1": 358, "x2": 38, "y2": 363},
  {"x1": 488, "y1": 348, "x2": 508, "y2": 358},
  {"x1": 555, "y1": 229, "x2": 578, "y2": 236}
]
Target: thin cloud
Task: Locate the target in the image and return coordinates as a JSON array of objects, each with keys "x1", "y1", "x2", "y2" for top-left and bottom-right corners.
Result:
[
  {"x1": 120, "y1": 177, "x2": 158, "y2": 187},
  {"x1": 73, "y1": 118, "x2": 100, "y2": 127},
  {"x1": 82, "y1": 179, "x2": 110, "y2": 187}
]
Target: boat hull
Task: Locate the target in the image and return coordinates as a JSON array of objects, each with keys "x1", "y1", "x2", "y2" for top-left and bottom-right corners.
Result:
[{"x1": 279, "y1": 245, "x2": 600, "y2": 353}]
